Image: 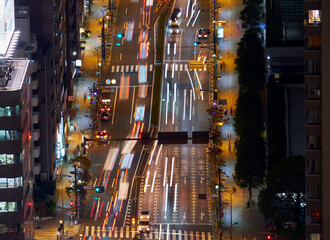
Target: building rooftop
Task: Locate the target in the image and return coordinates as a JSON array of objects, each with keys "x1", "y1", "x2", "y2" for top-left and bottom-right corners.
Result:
[{"x1": 0, "y1": 58, "x2": 29, "y2": 91}]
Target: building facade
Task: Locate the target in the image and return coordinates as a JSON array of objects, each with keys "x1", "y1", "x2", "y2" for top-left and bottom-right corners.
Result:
[
  {"x1": 0, "y1": 58, "x2": 36, "y2": 239},
  {"x1": 304, "y1": 0, "x2": 327, "y2": 239}
]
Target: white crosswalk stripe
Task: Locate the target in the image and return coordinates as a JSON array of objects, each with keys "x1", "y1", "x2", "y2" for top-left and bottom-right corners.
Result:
[
  {"x1": 112, "y1": 66, "x2": 115, "y2": 72},
  {"x1": 116, "y1": 65, "x2": 120, "y2": 72},
  {"x1": 180, "y1": 64, "x2": 183, "y2": 71},
  {"x1": 82, "y1": 226, "x2": 212, "y2": 240},
  {"x1": 125, "y1": 65, "x2": 129, "y2": 72},
  {"x1": 175, "y1": 64, "x2": 178, "y2": 71},
  {"x1": 135, "y1": 65, "x2": 139, "y2": 71},
  {"x1": 121, "y1": 65, "x2": 124, "y2": 72},
  {"x1": 149, "y1": 64, "x2": 153, "y2": 71},
  {"x1": 97, "y1": 226, "x2": 101, "y2": 238},
  {"x1": 178, "y1": 230, "x2": 182, "y2": 240},
  {"x1": 111, "y1": 64, "x2": 208, "y2": 73},
  {"x1": 131, "y1": 65, "x2": 134, "y2": 72}
]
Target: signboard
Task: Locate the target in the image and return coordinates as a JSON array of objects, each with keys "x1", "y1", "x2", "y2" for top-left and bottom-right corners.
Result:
[
  {"x1": 207, "y1": 193, "x2": 217, "y2": 198},
  {"x1": 189, "y1": 61, "x2": 204, "y2": 70},
  {"x1": 217, "y1": 28, "x2": 224, "y2": 39},
  {"x1": 0, "y1": 0, "x2": 15, "y2": 55},
  {"x1": 83, "y1": 185, "x2": 93, "y2": 190}
]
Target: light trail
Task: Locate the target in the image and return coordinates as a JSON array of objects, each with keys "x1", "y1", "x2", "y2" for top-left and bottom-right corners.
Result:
[
  {"x1": 173, "y1": 183, "x2": 178, "y2": 212},
  {"x1": 155, "y1": 144, "x2": 163, "y2": 165},
  {"x1": 164, "y1": 183, "x2": 169, "y2": 215},
  {"x1": 167, "y1": 43, "x2": 170, "y2": 55},
  {"x1": 192, "y1": 10, "x2": 201, "y2": 27},
  {"x1": 183, "y1": 89, "x2": 186, "y2": 121},
  {"x1": 190, "y1": 89, "x2": 192, "y2": 120},
  {"x1": 148, "y1": 140, "x2": 158, "y2": 165},
  {"x1": 165, "y1": 63, "x2": 168, "y2": 78},
  {"x1": 172, "y1": 63, "x2": 175, "y2": 79},
  {"x1": 186, "y1": 68, "x2": 196, "y2": 100},
  {"x1": 174, "y1": 43, "x2": 177, "y2": 55},
  {"x1": 144, "y1": 170, "x2": 150, "y2": 192},
  {"x1": 163, "y1": 157, "x2": 168, "y2": 187},
  {"x1": 170, "y1": 157, "x2": 174, "y2": 187},
  {"x1": 194, "y1": 69, "x2": 203, "y2": 100}
]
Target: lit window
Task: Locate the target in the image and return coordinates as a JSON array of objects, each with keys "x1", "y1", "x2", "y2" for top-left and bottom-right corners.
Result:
[
  {"x1": 0, "y1": 155, "x2": 5, "y2": 165},
  {"x1": 308, "y1": 10, "x2": 321, "y2": 24},
  {"x1": 0, "y1": 202, "x2": 6, "y2": 212},
  {"x1": 7, "y1": 178, "x2": 14, "y2": 188},
  {"x1": 0, "y1": 179, "x2": 6, "y2": 189},
  {"x1": 0, "y1": 108, "x2": 4, "y2": 117},
  {"x1": 15, "y1": 177, "x2": 22, "y2": 188},
  {"x1": 6, "y1": 155, "x2": 13, "y2": 164},
  {"x1": 5, "y1": 107, "x2": 12, "y2": 116},
  {"x1": 7, "y1": 202, "x2": 15, "y2": 212}
]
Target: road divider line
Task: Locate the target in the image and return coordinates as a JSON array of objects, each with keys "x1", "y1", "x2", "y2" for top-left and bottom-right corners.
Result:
[
  {"x1": 155, "y1": 144, "x2": 163, "y2": 165},
  {"x1": 172, "y1": 101, "x2": 175, "y2": 124},
  {"x1": 167, "y1": 43, "x2": 170, "y2": 55},
  {"x1": 192, "y1": 10, "x2": 201, "y2": 27},
  {"x1": 174, "y1": 43, "x2": 177, "y2": 55},
  {"x1": 189, "y1": 89, "x2": 192, "y2": 121},
  {"x1": 164, "y1": 183, "x2": 169, "y2": 218},
  {"x1": 172, "y1": 63, "x2": 175, "y2": 79},
  {"x1": 130, "y1": 86, "x2": 136, "y2": 124},
  {"x1": 173, "y1": 183, "x2": 178, "y2": 212},
  {"x1": 165, "y1": 63, "x2": 168, "y2": 78},
  {"x1": 159, "y1": 224, "x2": 162, "y2": 240},
  {"x1": 166, "y1": 224, "x2": 170, "y2": 240}
]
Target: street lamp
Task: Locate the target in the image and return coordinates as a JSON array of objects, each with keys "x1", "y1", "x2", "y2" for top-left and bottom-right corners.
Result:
[{"x1": 230, "y1": 186, "x2": 237, "y2": 240}]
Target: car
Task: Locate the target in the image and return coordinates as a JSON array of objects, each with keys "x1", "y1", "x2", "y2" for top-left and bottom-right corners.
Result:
[
  {"x1": 138, "y1": 65, "x2": 147, "y2": 83},
  {"x1": 169, "y1": 22, "x2": 180, "y2": 34},
  {"x1": 140, "y1": 210, "x2": 150, "y2": 219},
  {"x1": 139, "y1": 41, "x2": 150, "y2": 59},
  {"x1": 138, "y1": 219, "x2": 150, "y2": 233},
  {"x1": 198, "y1": 28, "x2": 211, "y2": 39},
  {"x1": 100, "y1": 111, "x2": 110, "y2": 121},
  {"x1": 133, "y1": 233, "x2": 146, "y2": 240},
  {"x1": 170, "y1": 8, "x2": 182, "y2": 23},
  {"x1": 139, "y1": 29, "x2": 149, "y2": 42},
  {"x1": 96, "y1": 130, "x2": 109, "y2": 143},
  {"x1": 125, "y1": 20, "x2": 134, "y2": 41},
  {"x1": 135, "y1": 105, "x2": 145, "y2": 121}
]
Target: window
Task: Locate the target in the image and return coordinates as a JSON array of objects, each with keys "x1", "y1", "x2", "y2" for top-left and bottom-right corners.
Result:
[
  {"x1": 308, "y1": 10, "x2": 321, "y2": 24},
  {"x1": 0, "y1": 130, "x2": 21, "y2": 141},
  {"x1": 0, "y1": 131, "x2": 5, "y2": 141},
  {"x1": 5, "y1": 107, "x2": 12, "y2": 116},
  {"x1": 307, "y1": 60, "x2": 321, "y2": 75},
  {"x1": 0, "y1": 202, "x2": 6, "y2": 212},
  {"x1": 307, "y1": 110, "x2": 321, "y2": 123},
  {"x1": 0, "y1": 202, "x2": 20, "y2": 212},
  {"x1": 15, "y1": 177, "x2": 22, "y2": 188},
  {"x1": 0, "y1": 108, "x2": 4, "y2": 117},
  {"x1": 0, "y1": 155, "x2": 5, "y2": 165},
  {"x1": 13, "y1": 105, "x2": 20, "y2": 116},
  {"x1": 308, "y1": 35, "x2": 321, "y2": 49},
  {"x1": 7, "y1": 178, "x2": 14, "y2": 188},
  {"x1": 310, "y1": 209, "x2": 322, "y2": 222},
  {"x1": 309, "y1": 184, "x2": 322, "y2": 198},
  {"x1": 6, "y1": 155, "x2": 13, "y2": 164},
  {"x1": 309, "y1": 233, "x2": 321, "y2": 240},
  {"x1": 0, "y1": 179, "x2": 6, "y2": 189}
]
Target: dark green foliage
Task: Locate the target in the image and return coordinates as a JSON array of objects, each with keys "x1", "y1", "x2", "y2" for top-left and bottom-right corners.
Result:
[
  {"x1": 240, "y1": 5, "x2": 261, "y2": 29},
  {"x1": 258, "y1": 156, "x2": 305, "y2": 226},
  {"x1": 235, "y1": 130, "x2": 266, "y2": 198},
  {"x1": 46, "y1": 200, "x2": 56, "y2": 216},
  {"x1": 268, "y1": 81, "x2": 286, "y2": 168},
  {"x1": 236, "y1": 29, "x2": 266, "y2": 92},
  {"x1": 234, "y1": 89, "x2": 264, "y2": 136}
]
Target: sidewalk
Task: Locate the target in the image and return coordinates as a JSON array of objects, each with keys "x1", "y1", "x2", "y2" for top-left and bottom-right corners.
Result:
[{"x1": 215, "y1": 0, "x2": 269, "y2": 239}]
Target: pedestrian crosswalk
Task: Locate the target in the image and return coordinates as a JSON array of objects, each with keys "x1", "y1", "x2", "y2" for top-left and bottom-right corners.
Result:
[
  {"x1": 83, "y1": 226, "x2": 212, "y2": 240},
  {"x1": 110, "y1": 64, "x2": 208, "y2": 73}
]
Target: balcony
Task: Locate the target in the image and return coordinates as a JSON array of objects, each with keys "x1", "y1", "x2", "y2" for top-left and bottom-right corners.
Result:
[
  {"x1": 33, "y1": 146, "x2": 40, "y2": 158},
  {"x1": 32, "y1": 129, "x2": 40, "y2": 141},
  {"x1": 31, "y1": 78, "x2": 38, "y2": 90},
  {"x1": 31, "y1": 95, "x2": 39, "y2": 107},
  {"x1": 32, "y1": 112, "x2": 39, "y2": 124},
  {"x1": 33, "y1": 162, "x2": 41, "y2": 175}
]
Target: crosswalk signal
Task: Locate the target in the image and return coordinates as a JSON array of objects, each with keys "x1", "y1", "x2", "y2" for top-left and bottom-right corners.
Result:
[
  {"x1": 267, "y1": 235, "x2": 272, "y2": 240},
  {"x1": 70, "y1": 201, "x2": 74, "y2": 207},
  {"x1": 95, "y1": 186, "x2": 105, "y2": 193}
]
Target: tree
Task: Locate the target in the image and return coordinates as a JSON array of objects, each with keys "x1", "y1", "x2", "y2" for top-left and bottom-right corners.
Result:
[
  {"x1": 234, "y1": 130, "x2": 266, "y2": 200},
  {"x1": 71, "y1": 155, "x2": 91, "y2": 170},
  {"x1": 234, "y1": 89, "x2": 264, "y2": 136},
  {"x1": 236, "y1": 28, "x2": 266, "y2": 92},
  {"x1": 240, "y1": 4, "x2": 261, "y2": 29},
  {"x1": 258, "y1": 156, "x2": 305, "y2": 226}
]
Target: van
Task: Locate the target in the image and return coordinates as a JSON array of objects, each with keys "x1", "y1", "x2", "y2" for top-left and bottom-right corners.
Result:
[{"x1": 138, "y1": 65, "x2": 147, "y2": 83}]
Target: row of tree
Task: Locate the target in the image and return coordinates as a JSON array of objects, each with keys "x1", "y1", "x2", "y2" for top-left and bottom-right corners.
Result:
[{"x1": 233, "y1": 0, "x2": 266, "y2": 200}]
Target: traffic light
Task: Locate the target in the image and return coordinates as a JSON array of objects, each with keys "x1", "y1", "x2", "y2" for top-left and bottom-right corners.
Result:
[
  {"x1": 117, "y1": 33, "x2": 125, "y2": 38},
  {"x1": 194, "y1": 41, "x2": 201, "y2": 46},
  {"x1": 70, "y1": 201, "x2": 74, "y2": 207},
  {"x1": 95, "y1": 186, "x2": 105, "y2": 193},
  {"x1": 132, "y1": 217, "x2": 136, "y2": 225}
]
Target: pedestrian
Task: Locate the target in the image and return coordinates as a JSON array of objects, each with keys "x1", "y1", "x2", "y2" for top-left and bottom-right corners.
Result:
[
  {"x1": 224, "y1": 108, "x2": 227, "y2": 116},
  {"x1": 74, "y1": 122, "x2": 77, "y2": 131},
  {"x1": 220, "y1": 63, "x2": 223, "y2": 72},
  {"x1": 230, "y1": 107, "x2": 233, "y2": 116}
]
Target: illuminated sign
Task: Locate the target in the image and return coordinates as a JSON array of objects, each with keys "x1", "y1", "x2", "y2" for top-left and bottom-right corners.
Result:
[{"x1": 0, "y1": 0, "x2": 15, "y2": 55}]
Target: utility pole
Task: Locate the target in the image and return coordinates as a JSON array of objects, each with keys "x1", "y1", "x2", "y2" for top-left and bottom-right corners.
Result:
[{"x1": 74, "y1": 164, "x2": 78, "y2": 223}]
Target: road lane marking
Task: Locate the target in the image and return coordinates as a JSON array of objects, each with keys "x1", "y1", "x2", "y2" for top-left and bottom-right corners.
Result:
[
  {"x1": 202, "y1": 232, "x2": 205, "y2": 240},
  {"x1": 172, "y1": 101, "x2": 175, "y2": 124},
  {"x1": 174, "y1": 43, "x2": 177, "y2": 55},
  {"x1": 120, "y1": 53, "x2": 122, "y2": 60},
  {"x1": 172, "y1": 63, "x2": 175, "y2": 78},
  {"x1": 175, "y1": 64, "x2": 178, "y2": 71},
  {"x1": 126, "y1": 226, "x2": 130, "y2": 238},
  {"x1": 126, "y1": 65, "x2": 129, "y2": 72},
  {"x1": 85, "y1": 226, "x2": 89, "y2": 236},
  {"x1": 125, "y1": 8, "x2": 128, "y2": 14},
  {"x1": 155, "y1": 144, "x2": 162, "y2": 165},
  {"x1": 131, "y1": 65, "x2": 134, "y2": 72},
  {"x1": 166, "y1": 224, "x2": 170, "y2": 240},
  {"x1": 172, "y1": 229, "x2": 176, "y2": 240},
  {"x1": 184, "y1": 231, "x2": 188, "y2": 240},
  {"x1": 116, "y1": 66, "x2": 120, "y2": 72},
  {"x1": 165, "y1": 63, "x2": 168, "y2": 78},
  {"x1": 93, "y1": 178, "x2": 97, "y2": 188},
  {"x1": 114, "y1": 228, "x2": 117, "y2": 238},
  {"x1": 164, "y1": 183, "x2": 169, "y2": 219},
  {"x1": 180, "y1": 64, "x2": 183, "y2": 71},
  {"x1": 120, "y1": 228, "x2": 124, "y2": 238},
  {"x1": 167, "y1": 43, "x2": 170, "y2": 55},
  {"x1": 111, "y1": 66, "x2": 115, "y2": 72},
  {"x1": 178, "y1": 230, "x2": 182, "y2": 240},
  {"x1": 158, "y1": 225, "x2": 161, "y2": 240},
  {"x1": 150, "y1": 64, "x2": 153, "y2": 71},
  {"x1": 173, "y1": 183, "x2": 178, "y2": 212},
  {"x1": 91, "y1": 226, "x2": 95, "y2": 236},
  {"x1": 192, "y1": 10, "x2": 201, "y2": 27},
  {"x1": 111, "y1": 87, "x2": 118, "y2": 124},
  {"x1": 97, "y1": 226, "x2": 101, "y2": 238},
  {"x1": 135, "y1": 65, "x2": 139, "y2": 72},
  {"x1": 207, "y1": 232, "x2": 211, "y2": 240}
]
